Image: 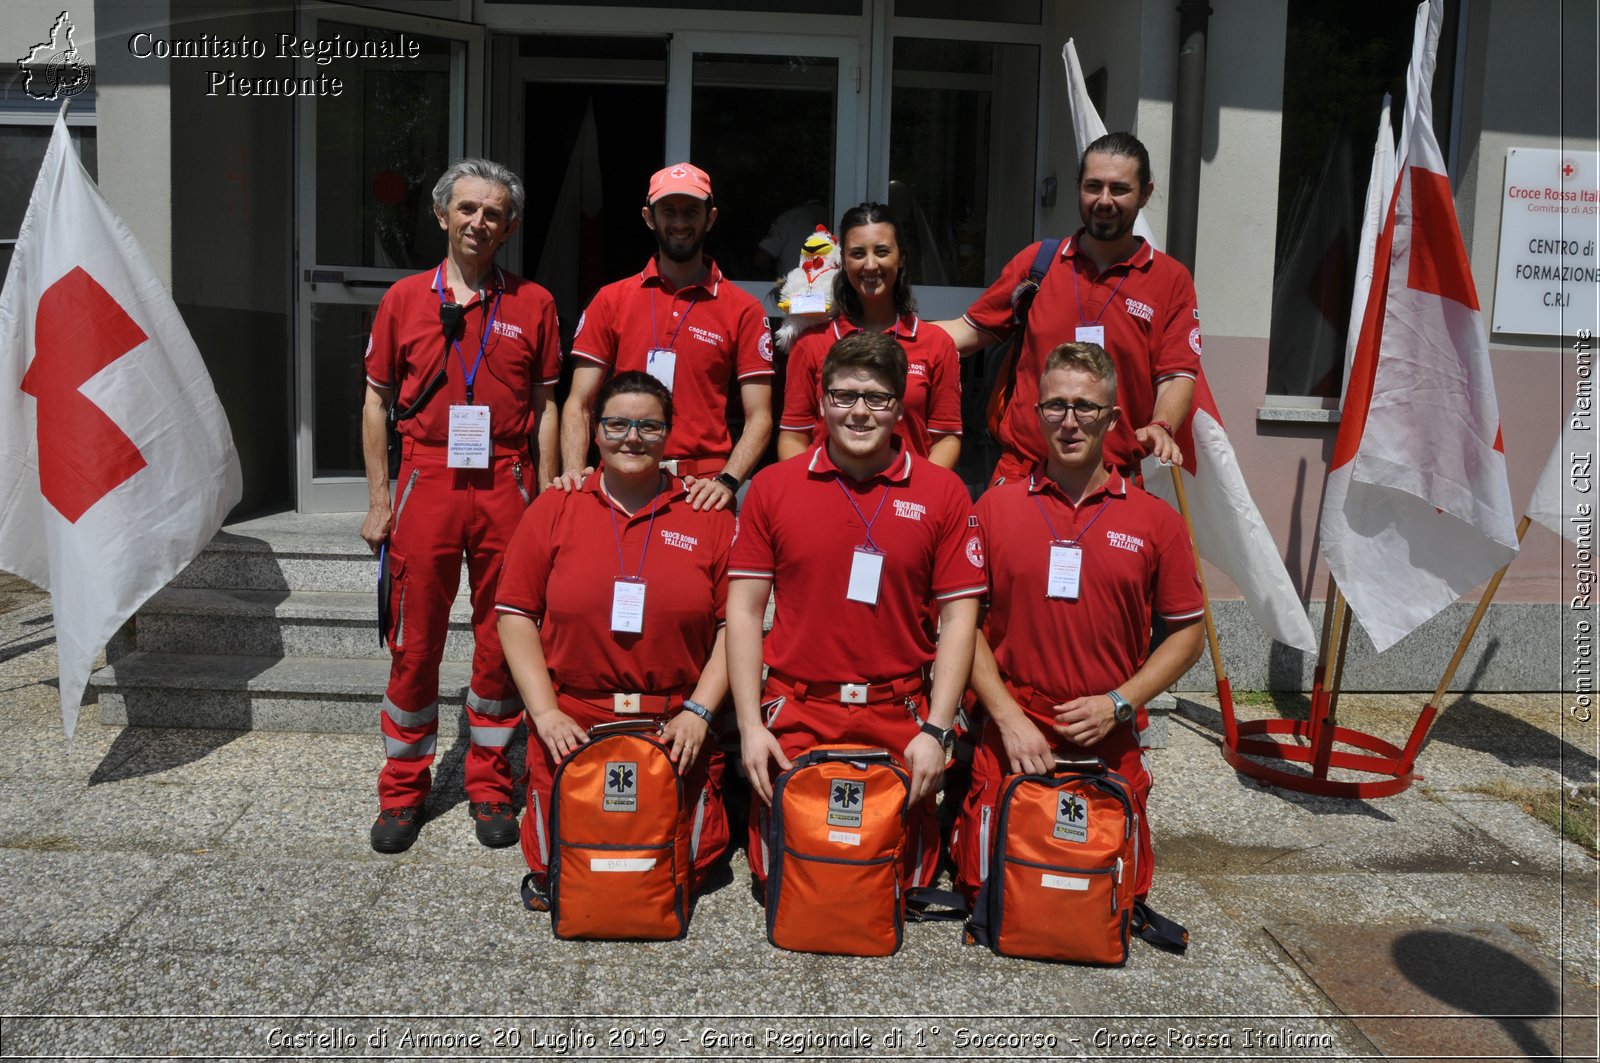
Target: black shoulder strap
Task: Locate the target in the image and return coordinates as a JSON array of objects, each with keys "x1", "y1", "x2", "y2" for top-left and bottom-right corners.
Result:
[
  {"x1": 994, "y1": 237, "x2": 1064, "y2": 408},
  {"x1": 1132, "y1": 899, "x2": 1189, "y2": 953},
  {"x1": 904, "y1": 886, "x2": 968, "y2": 924}
]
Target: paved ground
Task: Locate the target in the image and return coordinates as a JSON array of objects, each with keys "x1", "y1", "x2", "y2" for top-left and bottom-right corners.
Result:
[{"x1": 0, "y1": 593, "x2": 1595, "y2": 1062}]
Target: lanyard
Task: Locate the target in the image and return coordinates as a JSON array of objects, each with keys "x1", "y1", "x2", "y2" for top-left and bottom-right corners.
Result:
[
  {"x1": 435, "y1": 263, "x2": 502, "y2": 404},
  {"x1": 606, "y1": 479, "x2": 663, "y2": 579},
  {"x1": 834, "y1": 475, "x2": 893, "y2": 552},
  {"x1": 1030, "y1": 475, "x2": 1113, "y2": 545},
  {"x1": 650, "y1": 286, "x2": 700, "y2": 352},
  {"x1": 1068, "y1": 250, "x2": 1134, "y2": 328}
]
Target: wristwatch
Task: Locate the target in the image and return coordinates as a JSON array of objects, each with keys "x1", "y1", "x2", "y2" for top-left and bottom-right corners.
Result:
[
  {"x1": 680, "y1": 698, "x2": 715, "y2": 724},
  {"x1": 713, "y1": 471, "x2": 740, "y2": 493},
  {"x1": 919, "y1": 719, "x2": 956, "y2": 754},
  {"x1": 1107, "y1": 689, "x2": 1135, "y2": 724}
]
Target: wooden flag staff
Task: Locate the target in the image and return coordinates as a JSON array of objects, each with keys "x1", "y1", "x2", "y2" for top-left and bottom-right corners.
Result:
[
  {"x1": 1397, "y1": 514, "x2": 1534, "y2": 771},
  {"x1": 1167, "y1": 466, "x2": 1236, "y2": 747}
]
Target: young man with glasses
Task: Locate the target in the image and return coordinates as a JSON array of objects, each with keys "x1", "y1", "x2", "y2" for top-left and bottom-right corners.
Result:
[
  {"x1": 952, "y1": 341, "x2": 1204, "y2": 907},
  {"x1": 726, "y1": 330, "x2": 985, "y2": 898}
]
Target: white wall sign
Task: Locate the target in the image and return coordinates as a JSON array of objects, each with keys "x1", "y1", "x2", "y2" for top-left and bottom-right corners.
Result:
[{"x1": 1492, "y1": 148, "x2": 1599, "y2": 338}]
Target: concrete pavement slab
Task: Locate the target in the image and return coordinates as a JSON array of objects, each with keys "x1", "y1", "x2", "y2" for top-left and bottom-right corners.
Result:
[{"x1": 0, "y1": 850, "x2": 191, "y2": 948}]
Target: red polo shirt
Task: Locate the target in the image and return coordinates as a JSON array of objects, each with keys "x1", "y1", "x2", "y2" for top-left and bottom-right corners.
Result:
[
  {"x1": 731, "y1": 442, "x2": 986, "y2": 682},
  {"x1": 571, "y1": 256, "x2": 774, "y2": 461},
  {"x1": 974, "y1": 469, "x2": 1204, "y2": 722},
  {"x1": 364, "y1": 264, "x2": 561, "y2": 444},
  {"x1": 963, "y1": 231, "x2": 1202, "y2": 472},
  {"x1": 495, "y1": 472, "x2": 733, "y2": 693},
  {"x1": 779, "y1": 315, "x2": 963, "y2": 457}
]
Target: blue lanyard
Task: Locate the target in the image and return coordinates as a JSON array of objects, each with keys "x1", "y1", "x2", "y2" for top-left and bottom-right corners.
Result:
[
  {"x1": 606, "y1": 478, "x2": 663, "y2": 579},
  {"x1": 1030, "y1": 475, "x2": 1113, "y2": 545},
  {"x1": 834, "y1": 475, "x2": 893, "y2": 552},
  {"x1": 650, "y1": 286, "x2": 699, "y2": 351},
  {"x1": 1068, "y1": 245, "x2": 1134, "y2": 328},
  {"x1": 435, "y1": 263, "x2": 502, "y2": 404}
]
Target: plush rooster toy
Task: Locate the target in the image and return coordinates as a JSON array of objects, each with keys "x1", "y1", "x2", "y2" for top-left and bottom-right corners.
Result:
[{"x1": 774, "y1": 225, "x2": 840, "y2": 353}]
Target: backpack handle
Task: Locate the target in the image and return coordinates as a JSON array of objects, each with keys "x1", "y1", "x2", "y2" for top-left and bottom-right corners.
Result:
[
  {"x1": 588, "y1": 719, "x2": 663, "y2": 739},
  {"x1": 796, "y1": 746, "x2": 894, "y2": 767},
  {"x1": 1052, "y1": 756, "x2": 1107, "y2": 774}
]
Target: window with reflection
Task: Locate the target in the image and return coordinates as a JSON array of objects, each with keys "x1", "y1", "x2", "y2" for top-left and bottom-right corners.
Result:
[{"x1": 889, "y1": 37, "x2": 1038, "y2": 289}]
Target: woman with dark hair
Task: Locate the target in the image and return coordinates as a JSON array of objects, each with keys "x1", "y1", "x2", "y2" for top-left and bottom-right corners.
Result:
[
  {"x1": 776, "y1": 202, "x2": 963, "y2": 469},
  {"x1": 496, "y1": 370, "x2": 732, "y2": 908}
]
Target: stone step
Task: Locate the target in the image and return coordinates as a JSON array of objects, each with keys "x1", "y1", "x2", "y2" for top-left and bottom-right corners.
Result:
[
  {"x1": 136, "y1": 587, "x2": 473, "y2": 660},
  {"x1": 170, "y1": 512, "x2": 375, "y2": 593},
  {"x1": 89, "y1": 651, "x2": 474, "y2": 733}
]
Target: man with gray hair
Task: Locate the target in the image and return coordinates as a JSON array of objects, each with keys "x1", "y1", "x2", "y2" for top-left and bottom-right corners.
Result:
[{"x1": 360, "y1": 158, "x2": 562, "y2": 853}]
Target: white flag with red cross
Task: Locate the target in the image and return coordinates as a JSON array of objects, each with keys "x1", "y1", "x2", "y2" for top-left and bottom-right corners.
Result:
[
  {"x1": 0, "y1": 107, "x2": 241, "y2": 741},
  {"x1": 1318, "y1": 0, "x2": 1519, "y2": 653}
]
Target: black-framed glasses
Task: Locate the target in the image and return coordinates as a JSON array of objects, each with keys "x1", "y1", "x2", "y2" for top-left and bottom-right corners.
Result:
[
  {"x1": 598, "y1": 417, "x2": 669, "y2": 442},
  {"x1": 1036, "y1": 399, "x2": 1112, "y2": 426},
  {"x1": 824, "y1": 388, "x2": 898, "y2": 411}
]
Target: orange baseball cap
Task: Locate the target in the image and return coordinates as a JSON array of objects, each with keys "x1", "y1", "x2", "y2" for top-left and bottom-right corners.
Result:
[{"x1": 647, "y1": 162, "x2": 713, "y2": 203}]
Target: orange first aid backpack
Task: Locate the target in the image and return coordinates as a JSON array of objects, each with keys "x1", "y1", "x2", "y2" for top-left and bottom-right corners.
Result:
[
  {"x1": 766, "y1": 746, "x2": 909, "y2": 956},
  {"x1": 547, "y1": 720, "x2": 692, "y2": 941},
  {"x1": 966, "y1": 760, "x2": 1137, "y2": 964}
]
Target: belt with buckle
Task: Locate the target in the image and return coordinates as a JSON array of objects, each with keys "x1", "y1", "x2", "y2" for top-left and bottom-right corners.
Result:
[
  {"x1": 557, "y1": 687, "x2": 689, "y2": 715},
  {"x1": 767, "y1": 670, "x2": 925, "y2": 705}
]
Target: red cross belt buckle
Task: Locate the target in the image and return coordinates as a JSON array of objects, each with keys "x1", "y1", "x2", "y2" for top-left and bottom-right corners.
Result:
[
  {"x1": 839, "y1": 683, "x2": 868, "y2": 704},
  {"x1": 613, "y1": 693, "x2": 642, "y2": 714}
]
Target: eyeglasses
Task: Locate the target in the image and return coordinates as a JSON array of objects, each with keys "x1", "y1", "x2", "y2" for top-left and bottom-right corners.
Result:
[
  {"x1": 1036, "y1": 399, "x2": 1112, "y2": 426},
  {"x1": 824, "y1": 389, "x2": 898, "y2": 411},
  {"x1": 598, "y1": 417, "x2": 669, "y2": 442}
]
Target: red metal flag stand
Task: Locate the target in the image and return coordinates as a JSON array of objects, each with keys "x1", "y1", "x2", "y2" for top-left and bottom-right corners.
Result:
[{"x1": 1172, "y1": 467, "x2": 1530, "y2": 798}]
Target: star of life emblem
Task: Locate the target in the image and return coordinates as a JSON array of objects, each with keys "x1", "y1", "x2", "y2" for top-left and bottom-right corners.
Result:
[
  {"x1": 603, "y1": 761, "x2": 638, "y2": 813},
  {"x1": 826, "y1": 778, "x2": 864, "y2": 828},
  {"x1": 1053, "y1": 791, "x2": 1088, "y2": 843}
]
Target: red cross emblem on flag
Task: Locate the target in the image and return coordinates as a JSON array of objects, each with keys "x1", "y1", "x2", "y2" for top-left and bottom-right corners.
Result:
[{"x1": 19, "y1": 266, "x2": 148, "y2": 522}]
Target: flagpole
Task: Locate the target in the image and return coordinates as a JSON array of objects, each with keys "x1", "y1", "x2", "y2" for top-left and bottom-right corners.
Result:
[
  {"x1": 1168, "y1": 464, "x2": 1236, "y2": 746},
  {"x1": 1307, "y1": 575, "x2": 1341, "y2": 750},
  {"x1": 1314, "y1": 587, "x2": 1355, "y2": 778},
  {"x1": 1398, "y1": 514, "x2": 1534, "y2": 769}
]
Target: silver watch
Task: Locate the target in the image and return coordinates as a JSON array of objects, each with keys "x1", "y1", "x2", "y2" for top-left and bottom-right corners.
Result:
[{"x1": 1107, "y1": 689, "x2": 1134, "y2": 724}]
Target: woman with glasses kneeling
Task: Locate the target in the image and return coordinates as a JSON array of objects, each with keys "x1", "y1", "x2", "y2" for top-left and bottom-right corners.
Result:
[{"x1": 497, "y1": 371, "x2": 733, "y2": 908}]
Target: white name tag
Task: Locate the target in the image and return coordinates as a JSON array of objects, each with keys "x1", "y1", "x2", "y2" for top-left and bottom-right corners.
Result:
[
  {"x1": 788, "y1": 291, "x2": 828, "y2": 314},
  {"x1": 1040, "y1": 873, "x2": 1090, "y2": 892},
  {"x1": 847, "y1": 547, "x2": 884, "y2": 605},
  {"x1": 611, "y1": 577, "x2": 647, "y2": 633},
  {"x1": 591, "y1": 857, "x2": 657, "y2": 872},
  {"x1": 446, "y1": 404, "x2": 491, "y2": 469},
  {"x1": 1075, "y1": 325, "x2": 1105, "y2": 347},
  {"x1": 645, "y1": 347, "x2": 677, "y2": 391},
  {"x1": 1047, "y1": 541, "x2": 1083, "y2": 599},
  {"x1": 826, "y1": 830, "x2": 862, "y2": 847}
]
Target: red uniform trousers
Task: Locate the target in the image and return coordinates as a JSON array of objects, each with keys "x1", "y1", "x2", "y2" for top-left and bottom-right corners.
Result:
[
  {"x1": 952, "y1": 680, "x2": 1154, "y2": 902},
  {"x1": 519, "y1": 691, "x2": 730, "y2": 891},
  {"x1": 748, "y1": 672, "x2": 942, "y2": 890},
  {"x1": 379, "y1": 437, "x2": 533, "y2": 809}
]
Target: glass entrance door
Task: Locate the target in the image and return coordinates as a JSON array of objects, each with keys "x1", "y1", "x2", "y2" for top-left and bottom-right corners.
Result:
[
  {"x1": 666, "y1": 33, "x2": 863, "y2": 302},
  {"x1": 294, "y1": 7, "x2": 484, "y2": 513}
]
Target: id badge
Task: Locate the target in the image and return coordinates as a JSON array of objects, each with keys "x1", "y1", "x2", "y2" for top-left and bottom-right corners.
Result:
[
  {"x1": 1075, "y1": 325, "x2": 1106, "y2": 347},
  {"x1": 645, "y1": 348, "x2": 677, "y2": 392},
  {"x1": 611, "y1": 577, "x2": 647, "y2": 633},
  {"x1": 788, "y1": 291, "x2": 828, "y2": 314},
  {"x1": 847, "y1": 547, "x2": 884, "y2": 605},
  {"x1": 1047, "y1": 541, "x2": 1083, "y2": 600},
  {"x1": 447, "y1": 404, "x2": 491, "y2": 469}
]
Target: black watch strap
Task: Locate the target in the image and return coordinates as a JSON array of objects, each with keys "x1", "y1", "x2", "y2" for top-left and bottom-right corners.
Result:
[
  {"x1": 919, "y1": 719, "x2": 955, "y2": 750},
  {"x1": 713, "y1": 471, "x2": 740, "y2": 492}
]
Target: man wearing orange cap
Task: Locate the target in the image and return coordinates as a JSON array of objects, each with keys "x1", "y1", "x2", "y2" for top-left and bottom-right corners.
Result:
[{"x1": 557, "y1": 163, "x2": 774, "y2": 511}]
